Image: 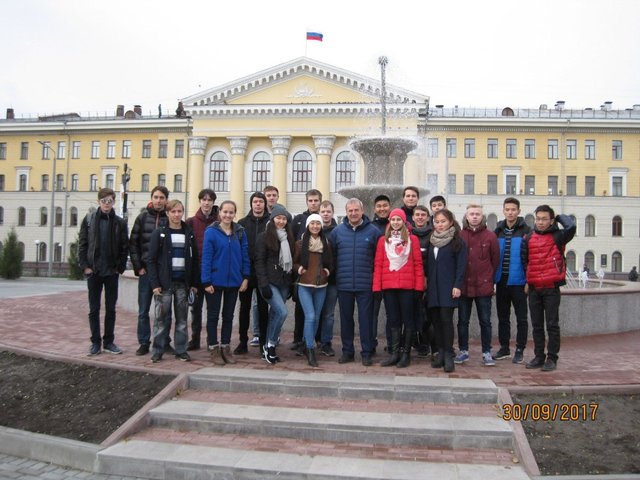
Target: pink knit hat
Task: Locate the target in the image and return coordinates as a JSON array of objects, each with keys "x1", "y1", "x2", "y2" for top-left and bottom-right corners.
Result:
[{"x1": 388, "y1": 208, "x2": 406, "y2": 223}]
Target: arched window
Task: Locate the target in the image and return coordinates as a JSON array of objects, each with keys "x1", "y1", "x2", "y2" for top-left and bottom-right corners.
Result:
[
  {"x1": 157, "y1": 174, "x2": 166, "y2": 187},
  {"x1": 70, "y1": 207, "x2": 78, "y2": 227},
  {"x1": 174, "y1": 174, "x2": 183, "y2": 193},
  {"x1": 38, "y1": 242, "x2": 47, "y2": 262},
  {"x1": 335, "y1": 151, "x2": 355, "y2": 190},
  {"x1": 40, "y1": 207, "x2": 48, "y2": 226},
  {"x1": 55, "y1": 207, "x2": 63, "y2": 226},
  {"x1": 56, "y1": 174, "x2": 64, "y2": 191},
  {"x1": 524, "y1": 214, "x2": 535, "y2": 229},
  {"x1": 90, "y1": 174, "x2": 98, "y2": 191},
  {"x1": 54, "y1": 243, "x2": 63, "y2": 262},
  {"x1": 292, "y1": 151, "x2": 312, "y2": 192},
  {"x1": 585, "y1": 215, "x2": 595, "y2": 237},
  {"x1": 141, "y1": 174, "x2": 150, "y2": 192},
  {"x1": 251, "y1": 151, "x2": 271, "y2": 191},
  {"x1": 106, "y1": 174, "x2": 114, "y2": 189},
  {"x1": 17, "y1": 242, "x2": 25, "y2": 260},
  {"x1": 566, "y1": 251, "x2": 576, "y2": 273},
  {"x1": 612, "y1": 251, "x2": 622, "y2": 272},
  {"x1": 486, "y1": 213, "x2": 498, "y2": 231},
  {"x1": 209, "y1": 151, "x2": 228, "y2": 191},
  {"x1": 612, "y1": 216, "x2": 622, "y2": 236},
  {"x1": 584, "y1": 251, "x2": 595, "y2": 273},
  {"x1": 71, "y1": 174, "x2": 79, "y2": 191},
  {"x1": 41, "y1": 174, "x2": 49, "y2": 191},
  {"x1": 18, "y1": 207, "x2": 26, "y2": 226},
  {"x1": 0, "y1": 206, "x2": 3, "y2": 226}
]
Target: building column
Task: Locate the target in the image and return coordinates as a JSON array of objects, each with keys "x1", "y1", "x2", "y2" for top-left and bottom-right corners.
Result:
[
  {"x1": 313, "y1": 135, "x2": 335, "y2": 197},
  {"x1": 187, "y1": 136, "x2": 207, "y2": 217},
  {"x1": 270, "y1": 135, "x2": 291, "y2": 206},
  {"x1": 228, "y1": 136, "x2": 249, "y2": 215}
]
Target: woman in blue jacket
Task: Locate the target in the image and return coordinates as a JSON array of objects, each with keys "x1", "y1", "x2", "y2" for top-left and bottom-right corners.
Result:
[
  {"x1": 426, "y1": 209, "x2": 467, "y2": 373},
  {"x1": 201, "y1": 200, "x2": 250, "y2": 365}
]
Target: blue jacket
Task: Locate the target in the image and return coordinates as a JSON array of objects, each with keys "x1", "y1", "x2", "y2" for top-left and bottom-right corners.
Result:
[
  {"x1": 426, "y1": 238, "x2": 467, "y2": 308},
  {"x1": 201, "y1": 222, "x2": 250, "y2": 288},
  {"x1": 494, "y1": 217, "x2": 530, "y2": 285},
  {"x1": 329, "y1": 215, "x2": 381, "y2": 292}
]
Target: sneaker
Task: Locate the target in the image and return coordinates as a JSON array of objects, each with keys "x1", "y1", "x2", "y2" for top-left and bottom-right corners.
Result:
[
  {"x1": 320, "y1": 344, "x2": 335, "y2": 357},
  {"x1": 249, "y1": 336, "x2": 260, "y2": 347},
  {"x1": 338, "y1": 353, "x2": 355, "y2": 364},
  {"x1": 135, "y1": 344, "x2": 150, "y2": 356},
  {"x1": 233, "y1": 343, "x2": 248, "y2": 355},
  {"x1": 267, "y1": 346, "x2": 279, "y2": 364},
  {"x1": 482, "y1": 352, "x2": 496, "y2": 366},
  {"x1": 361, "y1": 355, "x2": 373, "y2": 366},
  {"x1": 542, "y1": 358, "x2": 557, "y2": 371},
  {"x1": 175, "y1": 352, "x2": 191, "y2": 362},
  {"x1": 525, "y1": 356, "x2": 546, "y2": 369},
  {"x1": 512, "y1": 349, "x2": 524, "y2": 364},
  {"x1": 493, "y1": 347, "x2": 511, "y2": 360},
  {"x1": 151, "y1": 353, "x2": 162, "y2": 363},
  {"x1": 454, "y1": 350, "x2": 469, "y2": 364},
  {"x1": 87, "y1": 344, "x2": 101, "y2": 356},
  {"x1": 262, "y1": 345, "x2": 274, "y2": 364},
  {"x1": 103, "y1": 343, "x2": 122, "y2": 355},
  {"x1": 164, "y1": 343, "x2": 175, "y2": 355}
]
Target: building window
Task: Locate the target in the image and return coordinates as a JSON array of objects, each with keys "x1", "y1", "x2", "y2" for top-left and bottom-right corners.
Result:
[
  {"x1": 142, "y1": 140, "x2": 152, "y2": 158},
  {"x1": 251, "y1": 151, "x2": 271, "y2": 191},
  {"x1": 566, "y1": 176, "x2": 577, "y2": 196},
  {"x1": 41, "y1": 174, "x2": 49, "y2": 191},
  {"x1": 487, "y1": 175, "x2": 497, "y2": 195},
  {"x1": 585, "y1": 176, "x2": 596, "y2": 196},
  {"x1": 506, "y1": 139, "x2": 517, "y2": 159},
  {"x1": 0, "y1": 174, "x2": 4, "y2": 191},
  {"x1": 158, "y1": 139, "x2": 168, "y2": 158},
  {"x1": 141, "y1": 174, "x2": 149, "y2": 192},
  {"x1": 91, "y1": 141, "x2": 100, "y2": 159},
  {"x1": 445, "y1": 138, "x2": 456, "y2": 158},
  {"x1": 209, "y1": 151, "x2": 229, "y2": 192},
  {"x1": 447, "y1": 174, "x2": 456, "y2": 194},
  {"x1": 90, "y1": 174, "x2": 98, "y2": 191},
  {"x1": 487, "y1": 213, "x2": 498, "y2": 231},
  {"x1": 174, "y1": 174, "x2": 183, "y2": 193},
  {"x1": 20, "y1": 142, "x2": 29, "y2": 160},
  {"x1": 57, "y1": 141, "x2": 66, "y2": 159},
  {"x1": 506, "y1": 175, "x2": 517, "y2": 195},
  {"x1": 584, "y1": 251, "x2": 595, "y2": 273},
  {"x1": 292, "y1": 151, "x2": 312, "y2": 192},
  {"x1": 525, "y1": 175, "x2": 535, "y2": 195},
  {"x1": 548, "y1": 176, "x2": 558, "y2": 195},
  {"x1": 0, "y1": 206, "x2": 3, "y2": 225},
  {"x1": 612, "y1": 216, "x2": 622, "y2": 237},
  {"x1": 427, "y1": 138, "x2": 438, "y2": 158},
  {"x1": 38, "y1": 243, "x2": 47, "y2": 262},
  {"x1": 40, "y1": 207, "x2": 48, "y2": 226},
  {"x1": 18, "y1": 207, "x2": 26, "y2": 226},
  {"x1": 612, "y1": 140, "x2": 622, "y2": 160},
  {"x1": 19, "y1": 174, "x2": 27, "y2": 191},
  {"x1": 55, "y1": 174, "x2": 64, "y2": 191},
  {"x1": 54, "y1": 243, "x2": 62, "y2": 263},
  {"x1": 524, "y1": 139, "x2": 536, "y2": 159},
  {"x1": 335, "y1": 151, "x2": 355, "y2": 190},
  {"x1": 122, "y1": 140, "x2": 131, "y2": 159},
  {"x1": 612, "y1": 176, "x2": 623, "y2": 196},
  {"x1": 105, "y1": 174, "x2": 113, "y2": 189},
  {"x1": 106, "y1": 140, "x2": 116, "y2": 159},
  {"x1": 40, "y1": 141, "x2": 51, "y2": 159},
  {"x1": 0, "y1": 142, "x2": 6, "y2": 160},
  {"x1": 566, "y1": 251, "x2": 576, "y2": 273},
  {"x1": 427, "y1": 174, "x2": 438, "y2": 194},
  {"x1": 55, "y1": 207, "x2": 63, "y2": 226},
  {"x1": 464, "y1": 174, "x2": 474, "y2": 194},
  {"x1": 612, "y1": 251, "x2": 622, "y2": 272},
  {"x1": 566, "y1": 139, "x2": 577, "y2": 159},
  {"x1": 585, "y1": 215, "x2": 595, "y2": 237},
  {"x1": 464, "y1": 139, "x2": 475, "y2": 158},
  {"x1": 70, "y1": 207, "x2": 78, "y2": 227},
  {"x1": 584, "y1": 140, "x2": 595, "y2": 160},
  {"x1": 548, "y1": 139, "x2": 558, "y2": 159},
  {"x1": 72, "y1": 141, "x2": 81, "y2": 159},
  {"x1": 71, "y1": 174, "x2": 79, "y2": 191},
  {"x1": 175, "y1": 139, "x2": 184, "y2": 158},
  {"x1": 487, "y1": 139, "x2": 498, "y2": 158},
  {"x1": 157, "y1": 174, "x2": 166, "y2": 187}
]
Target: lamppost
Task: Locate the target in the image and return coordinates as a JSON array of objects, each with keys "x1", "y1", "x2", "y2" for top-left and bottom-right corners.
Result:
[
  {"x1": 37, "y1": 140, "x2": 56, "y2": 277},
  {"x1": 34, "y1": 240, "x2": 40, "y2": 277},
  {"x1": 378, "y1": 56, "x2": 388, "y2": 135}
]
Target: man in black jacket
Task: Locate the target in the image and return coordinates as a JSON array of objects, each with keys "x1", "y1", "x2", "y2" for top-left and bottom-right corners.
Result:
[
  {"x1": 78, "y1": 188, "x2": 129, "y2": 356},
  {"x1": 129, "y1": 186, "x2": 169, "y2": 355}
]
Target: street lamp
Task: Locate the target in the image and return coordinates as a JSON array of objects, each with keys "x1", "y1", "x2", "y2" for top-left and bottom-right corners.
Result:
[
  {"x1": 38, "y1": 140, "x2": 56, "y2": 277},
  {"x1": 34, "y1": 240, "x2": 40, "y2": 277}
]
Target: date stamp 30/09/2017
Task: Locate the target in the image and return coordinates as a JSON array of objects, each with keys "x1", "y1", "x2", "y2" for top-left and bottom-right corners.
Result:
[{"x1": 500, "y1": 402, "x2": 599, "y2": 421}]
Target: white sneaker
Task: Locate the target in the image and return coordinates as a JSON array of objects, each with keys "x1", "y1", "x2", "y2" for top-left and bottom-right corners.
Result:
[
  {"x1": 249, "y1": 336, "x2": 260, "y2": 347},
  {"x1": 483, "y1": 352, "x2": 496, "y2": 366}
]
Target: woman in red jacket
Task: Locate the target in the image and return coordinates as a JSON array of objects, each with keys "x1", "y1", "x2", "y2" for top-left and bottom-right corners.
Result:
[{"x1": 373, "y1": 209, "x2": 425, "y2": 368}]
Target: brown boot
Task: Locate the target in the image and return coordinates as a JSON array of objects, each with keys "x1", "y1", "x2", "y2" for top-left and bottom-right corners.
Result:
[
  {"x1": 220, "y1": 344, "x2": 236, "y2": 364},
  {"x1": 208, "y1": 344, "x2": 225, "y2": 366}
]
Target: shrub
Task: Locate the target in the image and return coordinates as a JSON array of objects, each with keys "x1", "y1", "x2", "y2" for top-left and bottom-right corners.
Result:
[{"x1": 0, "y1": 228, "x2": 23, "y2": 279}]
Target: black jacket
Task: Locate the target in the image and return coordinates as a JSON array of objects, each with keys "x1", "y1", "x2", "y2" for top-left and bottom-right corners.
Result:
[
  {"x1": 147, "y1": 222, "x2": 199, "y2": 290},
  {"x1": 292, "y1": 209, "x2": 314, "y2": 240},
  {"x1": 238, "y1": 211, "x2": 270, "y2": 279},
  {"x1": 78, "y1": 209, "x2": 129, "y2": 274},
  {"x1": 254, "y1": 231, "x2": 295, "y2": 289},
  {"x1": 129, "y1": 204, "x2": 168, "y2": 275}
]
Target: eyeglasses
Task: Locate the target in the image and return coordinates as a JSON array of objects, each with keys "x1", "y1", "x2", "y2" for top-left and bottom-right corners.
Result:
[{"x1": 99, "y1": 198, "x2": 114, "y2": 205}]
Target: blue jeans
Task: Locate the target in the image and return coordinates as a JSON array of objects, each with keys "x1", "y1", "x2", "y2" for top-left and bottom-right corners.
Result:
[
  {"x1": 138, "y1": 273, "x2": 171, "y2": 347},
  {"x1": 297, "y1": 285, "x2": 327, "y2": 349},
  {"x1": 337, "y1": 290, "x2": 374, "y2": 357},
  {"x1": 152, "y1": 282, "x2": 188, "y2": 356},
  {"x1": 264, "y1": 284, "x2": 290, "y2": 346},
  {"x1": 205, "y1": 287, "x2": 239, "y2": 346},
  {"x1": 457, "y1": 295, "x2": 493, "y2": 353},
  {"x1": 87, "y1": 273, "x2": 119, "y2": 347},
  {"x1": 318, "y1": 284, "x2": 338, "y2": 345}
]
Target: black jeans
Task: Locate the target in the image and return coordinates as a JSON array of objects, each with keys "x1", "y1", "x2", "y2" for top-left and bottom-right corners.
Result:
[
  {"x1": 528, "y1": 286, "x2": 561, "y2": 361},
  {"x1": 383, "y1": 289, "x2": 415, "y2": 331},
  {"x1": 190, "y1": 285, "x2": 206, "y2": 337},
  {"x1": 238, "y1": 284, "x2": 268, "y2": 345},
  {"x1": 496, "y1": 278, "x2": 528, "y2": 351},
  {"x1": 87, "y1": 273, "x2": 119, "y2": 347},
  {"x1": 205, "y1": 287, "x2": 239, "y2": 346},
  {"x1": 428, "y1": 306, "x2": 455, "y2": 355}
]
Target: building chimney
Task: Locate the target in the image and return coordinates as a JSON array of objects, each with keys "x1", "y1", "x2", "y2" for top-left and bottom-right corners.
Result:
[
  {"x1": 601, "y1": 101, "x2": 613, "y2": 111},
  {"x1": 133, "y1": 105, "x2": 142, "y2": 116},
  {"x1": 116, "y1": 105, "x2": 125, "y2": 117},
  {"x1": 6, "y1": 108, "x2": 15, "y2": 120},
  {"x1": 633, "y1": 104, "x2": 640, "y2": 111},
  {"x1": 554, "y1": 100, "x2": 565, "y2": 110}
]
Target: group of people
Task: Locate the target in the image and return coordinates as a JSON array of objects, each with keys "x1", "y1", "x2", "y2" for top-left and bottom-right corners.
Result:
[{"x1": 78, "y1": 183, "x2": 576, "y2": 373}]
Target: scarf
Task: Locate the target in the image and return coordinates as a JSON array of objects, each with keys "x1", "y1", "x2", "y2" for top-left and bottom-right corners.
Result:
[
  {"x1": 430, "y1": 226, "x2": 456, "y2": 248},
  {"x1": 385, "y1": 230, "x2": 411, "y2": 271},
  {"x1": 277, "y1": 228, "x2": 292, "y2": 272}
]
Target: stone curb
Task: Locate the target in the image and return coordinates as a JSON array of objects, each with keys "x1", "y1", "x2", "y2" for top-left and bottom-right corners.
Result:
[
  {"x1": 509, "y1": 384, "x2": 640, "y2": 395},
  {"x1": 534, "y1": 475, "x2": 640, "y2": 480}
]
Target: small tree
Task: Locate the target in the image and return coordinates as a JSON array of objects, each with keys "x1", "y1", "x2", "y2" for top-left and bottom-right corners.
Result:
[
  {"x1": 68, "y1": 231, "x2": 83, "y2": 280},
  {"x1": 0, "y1": 228, "x2": 23, "y2": 279}
]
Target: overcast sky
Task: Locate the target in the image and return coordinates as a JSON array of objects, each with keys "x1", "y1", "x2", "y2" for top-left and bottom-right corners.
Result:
[{"x1": 2, "y1": 0, "x2": 639, "y2": 118}]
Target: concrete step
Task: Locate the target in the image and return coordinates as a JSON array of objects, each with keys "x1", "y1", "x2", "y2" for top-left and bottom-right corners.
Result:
[
  {"x1": 148, "y1": 399, "x2": 513, "y2": 450},
  {"x1": 97, "y1": 439, "x2": 530, "y2": 480},
  {"x1": 188, "y1": 367, "x2": 498, "y2": 404}
]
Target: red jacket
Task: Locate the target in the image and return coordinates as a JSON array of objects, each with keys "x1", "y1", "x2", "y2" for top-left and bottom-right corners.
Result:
[
  {"x1": 525, "y1": 232, "x2": 566, "y2": 288},
  {"x1": 459, "y1": 223, "x2": 500, "y2": 297},
  {"x1": 373, "y1": 235, "x2": 424, "y2": 292},
  {"x1": 186, "y1": 206, "x2": 219, "y2": 256}
]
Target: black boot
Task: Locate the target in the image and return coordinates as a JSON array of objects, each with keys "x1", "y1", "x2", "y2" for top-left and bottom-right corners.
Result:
[
  {"x1": 431, "y1": 349, "x2": 445, "y2": 368},
  {"x1": 397, "y1": 329, "x2": 414, "y2": 368},
  {"x1": 381, "y1": 328, "x2": 401, "y2": 367},
  {"x1": 187, "y1": 333, "x2": 200, "y2": 351},
  {"x1": 306, "y1": 346, "x2": 318, "y2": 367},
  {"x1": 443, "y1": 351, "x2": 455, "y2": 372}
]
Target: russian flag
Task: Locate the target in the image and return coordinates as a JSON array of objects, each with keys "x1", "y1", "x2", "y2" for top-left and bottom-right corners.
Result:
[{"x1": 306, "y1": 32, "x2": 323, "y2": 42}]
